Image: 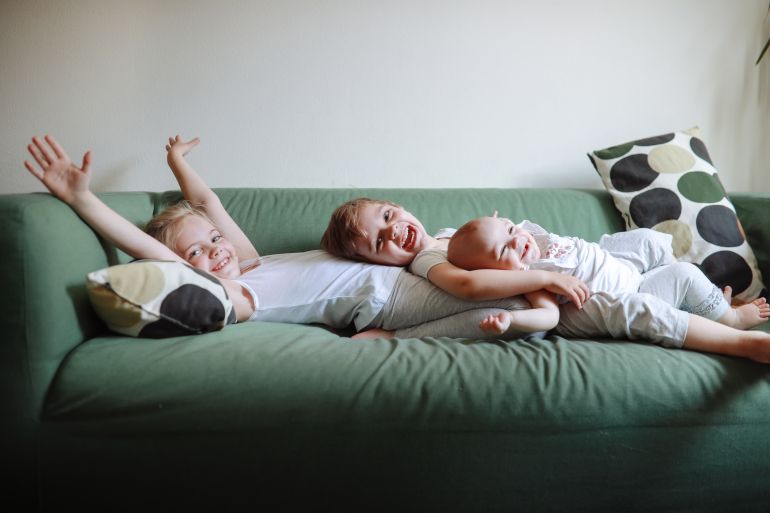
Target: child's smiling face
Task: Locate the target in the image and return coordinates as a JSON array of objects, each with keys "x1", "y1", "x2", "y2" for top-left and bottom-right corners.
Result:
[
  {"x1": 449, "y1": 216, "x2": 540, "y2": 271},
  {"x1": 173, "y1": 215, "x2": 241, "y2": 278},
  {"x1": 351, "y1": 202, "x2": 430, "y2": 266}
]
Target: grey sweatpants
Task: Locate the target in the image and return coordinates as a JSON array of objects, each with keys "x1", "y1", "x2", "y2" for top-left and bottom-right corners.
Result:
[{"x1": 369, "y1": 271, "x2": 532, "y2": 340}]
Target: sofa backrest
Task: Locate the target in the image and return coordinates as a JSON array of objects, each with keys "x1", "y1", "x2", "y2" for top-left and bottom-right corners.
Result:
[{"x1": 210, "y1": 187, "x2": 626, "y2": 255}]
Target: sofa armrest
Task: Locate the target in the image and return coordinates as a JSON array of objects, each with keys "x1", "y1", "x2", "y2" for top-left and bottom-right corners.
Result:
[
  {"x1": 1, "y1": 192, "x2": 163, "y2": 416},
  {"x1": 0, "y1": 192, "x2": 158, "y2": 500},
  {"x1": 0, "y1": 193, "x2": 104, "y2": 503}
]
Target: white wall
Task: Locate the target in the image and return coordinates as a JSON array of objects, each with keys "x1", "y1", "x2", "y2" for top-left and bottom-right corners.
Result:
[{"x1": 2, "y1": 0, "x2": 769, "y2": 194}]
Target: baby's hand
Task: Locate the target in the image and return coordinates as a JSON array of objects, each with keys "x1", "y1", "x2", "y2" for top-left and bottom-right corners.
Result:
[
  {"x1": 544, "y1": 274, "x2": 590, "y2": 309},
  {"x1": 165, "y1": 135, "x2": 200, "y2": 160},
  {"x1": 24, "y1": 135, "x2": 92, "y2": 205},
  {"x1": 479, "y1": 312, "x2": 512, "y2": 335}
]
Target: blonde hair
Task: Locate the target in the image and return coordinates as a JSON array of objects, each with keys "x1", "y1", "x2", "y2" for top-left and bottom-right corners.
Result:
[
  {"x1": 321, "y1": 197, "x2": 400, "y2": 260},
  {"x1": 145, "y1": 200, "x2": 216, "y2": 250}
]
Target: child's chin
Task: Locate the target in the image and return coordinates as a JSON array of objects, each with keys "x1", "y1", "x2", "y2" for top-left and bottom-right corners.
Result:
[
  {"x1": 210, "y1": 265, "x2": 236, "y2": 279},
  {"x1": 222, "y1": 268, "x2": 241, "y2": 279}
]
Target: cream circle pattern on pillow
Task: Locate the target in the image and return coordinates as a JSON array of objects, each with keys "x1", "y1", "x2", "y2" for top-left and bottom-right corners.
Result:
[
  {"x1": 86, "y1": 259, "x2": 236, "y2": 338},
  {"x1": 588, "y1": 127, "x2": 766, "y2": 302}
]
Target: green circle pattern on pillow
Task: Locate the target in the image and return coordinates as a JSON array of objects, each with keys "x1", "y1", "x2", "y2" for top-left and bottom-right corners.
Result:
[
  {"x1": 677, "y1": 172, "x2": 725, "y2": 203},
  {"x1": 590, "y1": 127, "x2": 766, "y2": 300}
]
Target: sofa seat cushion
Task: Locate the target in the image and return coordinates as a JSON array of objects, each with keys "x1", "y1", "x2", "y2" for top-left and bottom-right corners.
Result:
[{"x1": 44, "y1": 324, "x2": 770, "y2": 434}]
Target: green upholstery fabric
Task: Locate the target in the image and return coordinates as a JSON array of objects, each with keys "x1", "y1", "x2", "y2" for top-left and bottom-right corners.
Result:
[
  {"x1": 45, "y1": 323, "x2": 770, "y2": 431},
  {"x1": 3, "y1": 188, "x2": 770, "y2": 512}
]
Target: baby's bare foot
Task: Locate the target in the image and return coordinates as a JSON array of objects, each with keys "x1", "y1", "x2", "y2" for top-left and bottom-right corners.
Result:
[{"x1": 727, "y1": 297, "x2": 770, "y2": 330}]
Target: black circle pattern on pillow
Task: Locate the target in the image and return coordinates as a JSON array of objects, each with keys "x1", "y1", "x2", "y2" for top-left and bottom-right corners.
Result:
[
  {"x1": 139, "y1": 284, "x2": 226, "y2": 338},
  {"x1": 629, "y1": 188, "x2": 682, "y2": 228},
  {"x1": 610, "y1": 154, "x2": 659, "y2": 192},
  {"x1": 695, "y1": 205, "x2": 745, "y2": 247},
  {"x1": 689, "y1": 137, "x2": 712, "y2": 165},
  {"x1": 698, "y1": 251, "x2": 753, "y2": 295}
]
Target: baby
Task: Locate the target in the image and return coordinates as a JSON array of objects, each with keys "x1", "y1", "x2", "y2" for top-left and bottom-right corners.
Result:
[{"x1": 446, "y1": 214, "x2": 770, "y2": 362}]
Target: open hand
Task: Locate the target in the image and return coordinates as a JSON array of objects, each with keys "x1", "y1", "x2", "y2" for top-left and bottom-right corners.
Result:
[
  {"x1": 24, "y1": 135, "x2": 92, "y2": 205},
  {"x1": 544, "y1": 274, "x2": 590, "y2": 309},
  {"x1": 165, "y1": 135, "x2": 200, "y2": 160},
  {"x1": 479, "y1": 312, "x2": 512, "y2": 335}
]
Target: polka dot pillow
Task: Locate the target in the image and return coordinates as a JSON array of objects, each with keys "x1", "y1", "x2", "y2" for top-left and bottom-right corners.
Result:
[
  {"x1": 86, "y1": 260, "x2": 236, "y2": 338},
  {"x1": 588, "y1": 127, "x2": 766, "y2": 302}
]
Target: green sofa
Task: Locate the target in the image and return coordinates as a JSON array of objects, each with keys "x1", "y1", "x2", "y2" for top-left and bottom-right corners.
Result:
[{"x1": 3, "y1": 188, "x2": 770, "y2": 512}]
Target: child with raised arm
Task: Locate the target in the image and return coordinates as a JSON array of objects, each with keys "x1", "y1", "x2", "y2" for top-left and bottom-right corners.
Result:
[
  {"x1": 23, "y1": 135, "x2": 542, "y2": 340},
  {"x1": 445, "y1": 215, "x2": 770, "y2": 363},
  {"x1": 24, "y1": 135, "x2": 258, "y2": 320}
]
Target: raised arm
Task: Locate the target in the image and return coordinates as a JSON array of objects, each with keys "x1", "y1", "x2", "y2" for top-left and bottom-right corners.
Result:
[
  {"x1": 165, "y1": 135, "x2": 259, "y2": 262},
  {"x1": 24, "y1": 135, "x2": 181, "y2": 262},
  {"x1": 427, "y1": 262, "x2": 589, "y2": 308}
]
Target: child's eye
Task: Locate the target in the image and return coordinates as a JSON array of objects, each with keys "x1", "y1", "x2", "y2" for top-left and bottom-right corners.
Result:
[
  {"x1": 508, "y1": 226, "x2": 514, "y2": 234},
  {"x1": 212, "y1": 235, "x2": 222, "y2": 243},
  {"x1": 376, "y1": 237, "x2": 383, "y2": 251},
  {"x1": 189, "y1": 248, "x2": 202, "y2": 258},
  {"x1": 384, "y1": 210, "x2": 391, "y2": 221}
]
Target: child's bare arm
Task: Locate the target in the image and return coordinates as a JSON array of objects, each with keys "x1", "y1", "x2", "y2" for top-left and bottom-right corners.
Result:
[
  {"x1": 25, "y1": 135, "x2": 181, "y2": 262},
  {"x1": 480, "y1": 290, "x2": 559, "y2": 334},
  {"x1": 427, "y1": 262, "x2": 589, "y2": 308},
  {"x1": 165, "y1": 135, "x2": 259, "y2": 262},
  {"x1": 512, "y1": 290, "x2": 559, "y2": 331}
]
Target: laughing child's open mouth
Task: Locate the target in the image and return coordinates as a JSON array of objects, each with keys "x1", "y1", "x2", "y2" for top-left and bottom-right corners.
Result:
[{"x1": 401, "y1": 225, "x2": 416, "y2": 250}]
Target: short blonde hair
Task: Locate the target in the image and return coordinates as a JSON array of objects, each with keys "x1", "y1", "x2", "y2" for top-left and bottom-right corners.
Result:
[
  {"x1": 321, "y1": 197, "x2": 400, "y2": 260},
  {"x1": 145, "y1": 200, "x2": 216, "y2": 250}
]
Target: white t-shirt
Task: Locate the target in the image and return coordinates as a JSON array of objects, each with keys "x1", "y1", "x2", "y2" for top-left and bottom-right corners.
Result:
[
  {"x1": 236, "y1": 250, "x2": 402, "y2": 330},
  {"x1": 520, "y1": 220, "x2": 644, "y2": 297}
]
